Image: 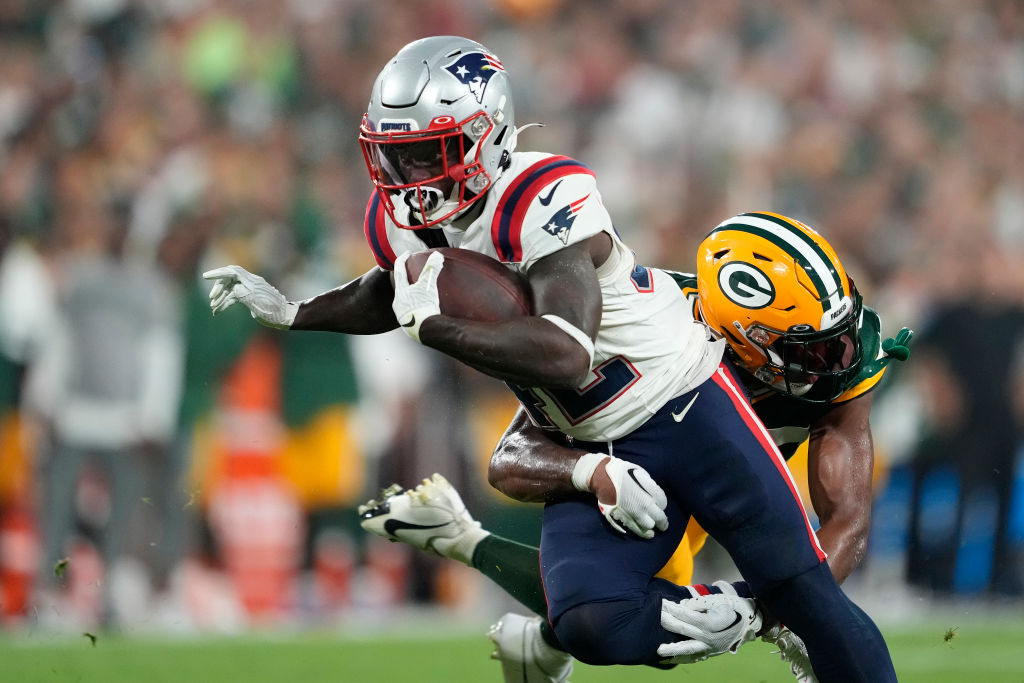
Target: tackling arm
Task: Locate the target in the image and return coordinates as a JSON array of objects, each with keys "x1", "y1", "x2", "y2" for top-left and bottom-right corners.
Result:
[
  {"x1": 489, "y1": 405, "x2": 668, "y2": 538},
  {"x1": 806, "y1": 393, "x2": 876, "y2": 584},
  {"x1": 489, "y1": 406, "x2": 580, "y2": 502},
  {"x1": 415, "y1": 233, "x2": 609, "y2": 389}
]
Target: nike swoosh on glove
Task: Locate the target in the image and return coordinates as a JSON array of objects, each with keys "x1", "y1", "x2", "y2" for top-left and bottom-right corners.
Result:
[
  {"x1": 392, "y1": 251, "x2": 444, "y2": 343},
  {"x1": 571, "y1": 453, "x2": 668, "y2": 539},
  {"x1": 203, "y1": 265, "x2": 298, "y2": 329},
  {"x1": 657, "y1": 583, "x2": 763, "y2": 664}
]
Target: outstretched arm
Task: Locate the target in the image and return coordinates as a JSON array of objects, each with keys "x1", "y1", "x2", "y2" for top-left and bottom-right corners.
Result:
[
  {"x1": 291, "y1": 266, "x2": 399, "y2": 333},
  {"x1": 204, "y1": 264, "x2": 399, "y2": 334},
  {"x1": 806, "y1": 393, "x2": 876, "y2": 584}
]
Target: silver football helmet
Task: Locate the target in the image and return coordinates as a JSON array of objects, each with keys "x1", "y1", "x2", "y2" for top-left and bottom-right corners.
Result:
[{"x1": 359, "y1": 36, "x2": 517, "y2": 229}]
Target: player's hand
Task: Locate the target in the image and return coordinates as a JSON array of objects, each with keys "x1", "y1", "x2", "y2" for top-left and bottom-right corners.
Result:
[
  {"x1": 571, "y1": 453, "x2": 668, "y2": 539},
  {"x1": 881, "y1": 327, "x2": 913, "y2": 361},
  {"x1": 392, "y1": 250, "x2": 443, "y2": 343},
  {"x1": 203, "y1": 265, "x2": 298, "y2": 329},
  {"x1": 657, "y1": 582, "x2": 763, "y2": 664},
  {"x1": 860, "y1": 326, "x2": 914, "y2": 377}
]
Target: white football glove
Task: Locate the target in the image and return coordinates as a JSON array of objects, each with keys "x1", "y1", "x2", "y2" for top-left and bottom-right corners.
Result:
[
  {"x1": 761, "y1": 623, "x2": 817, "y2": 682},
  {"x1": 571, "y1": 453, "x2": 668, "y2": 539},
  {"x1": 392, "y1": 250, "x2": 443, "y2": 343},
  {"x1": 203, "y1": 265, "x2": 298, "y2": 329},
  {"x1": 657, "y1": 582, "x2": 763, "y2": 664}
]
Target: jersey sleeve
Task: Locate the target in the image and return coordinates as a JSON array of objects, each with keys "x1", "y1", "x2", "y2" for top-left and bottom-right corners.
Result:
[
  {"x1": 363, "y1": 191, "x2": 398, "y2": 270},
  {"x1": 489, "y1": 156, "x2": 610, "y2": 270}
]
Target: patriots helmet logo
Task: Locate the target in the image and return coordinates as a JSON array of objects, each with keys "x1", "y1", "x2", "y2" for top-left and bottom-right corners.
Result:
[
  {"x1": 444, "y1": 51, "x2": 505, "y2": 103},
  {"x1": 543, "y1": 195, "x2": 590, "y2": 245}
]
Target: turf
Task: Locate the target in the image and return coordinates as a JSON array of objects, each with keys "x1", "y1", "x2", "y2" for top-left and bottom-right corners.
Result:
[{"x1": 4, "y1": 620, "x2": 1022, "y2": 682}]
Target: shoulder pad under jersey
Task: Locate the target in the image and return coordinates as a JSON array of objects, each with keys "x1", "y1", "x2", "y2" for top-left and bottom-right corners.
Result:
[
  {"x1": 834, "y1": 304, "x2": 887, "y2": 403},
  {"x1": 489, "y1": 155, "x2": 600, "y2": 265}
]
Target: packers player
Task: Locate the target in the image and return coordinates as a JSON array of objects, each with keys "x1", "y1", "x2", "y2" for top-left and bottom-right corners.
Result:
[{"x1": 360, "y1": 212, "x2": 913, "y2": 682}]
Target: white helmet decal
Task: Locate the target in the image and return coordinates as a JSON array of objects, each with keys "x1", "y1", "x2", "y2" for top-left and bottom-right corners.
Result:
[
  {"x1": 443, "y1": 51, "x2": 505, "y2": 103},
  {"x1": 717, "y1": 262, "x2": 776, "y2": 309}
]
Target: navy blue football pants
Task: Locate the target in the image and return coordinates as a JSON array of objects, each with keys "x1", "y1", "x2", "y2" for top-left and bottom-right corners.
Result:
[{"x1": 540, "y1": 361, "x2": 896, "y2": 682}]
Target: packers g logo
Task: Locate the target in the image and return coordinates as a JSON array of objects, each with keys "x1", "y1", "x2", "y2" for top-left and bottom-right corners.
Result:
[{"x1": 718, "y1": 262, "x2": 775, "y2": 309}]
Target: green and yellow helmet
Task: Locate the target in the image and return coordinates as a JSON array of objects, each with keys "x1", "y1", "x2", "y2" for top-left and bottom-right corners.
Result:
[{"x1": 696, "y1": 212, "x2": 862, "y2": 402}]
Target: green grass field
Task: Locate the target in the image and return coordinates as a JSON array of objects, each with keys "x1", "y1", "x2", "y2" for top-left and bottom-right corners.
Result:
[{"x1": 4, "y1": 618, "x2": 1023, "y2": 683}]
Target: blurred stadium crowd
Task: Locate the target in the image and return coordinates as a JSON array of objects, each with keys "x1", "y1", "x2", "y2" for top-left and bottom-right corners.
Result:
[{"x1": 0, "y1": 0, "x2": 1022, "y2": 633}]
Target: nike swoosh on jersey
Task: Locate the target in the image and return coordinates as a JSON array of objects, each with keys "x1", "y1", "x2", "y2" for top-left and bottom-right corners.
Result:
[
  {"x1": 672, "y1": 392, "x2": 699, "y2": 422},
  {"x1": 401, "y1": 316, "x2": 416, "y2": 328},
  {"x1": 383, "y1": 518, "x2": 448, "y2": 537},
  {"x1": 538, "y1": 180, "x2": 564, "y2": 206}
]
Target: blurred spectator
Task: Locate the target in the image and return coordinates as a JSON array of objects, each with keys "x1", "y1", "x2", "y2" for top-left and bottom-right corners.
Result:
[
  {"x1": 24, "y1": 200, "x2": 183, "y2": 627},
  {"x1": 905, "y1": 242, "x2": 1024, "y2": 597}
]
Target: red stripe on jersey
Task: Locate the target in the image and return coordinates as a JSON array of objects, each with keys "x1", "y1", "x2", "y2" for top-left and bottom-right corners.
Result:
[
  {"x1": 711, "y1": 363, "x2": 827, "y2": 562},
  {"x1": 693, "y1": 584, "x2": 711, "y2": 596},
  {"x1": 491, "y1": 156, "x2": 595, "y2": 262},
  {"x1": 363, "y1": 191, "x2": 397, "y2": 270}
]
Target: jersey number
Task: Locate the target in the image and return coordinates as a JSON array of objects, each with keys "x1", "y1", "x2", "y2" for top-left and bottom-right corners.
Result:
[{"x1": 508, "y1": 356, "x2": 641, "y2": 427}]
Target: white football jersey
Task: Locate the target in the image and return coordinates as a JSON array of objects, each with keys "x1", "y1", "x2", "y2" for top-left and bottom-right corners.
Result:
[{"x1": 364, "y1": 152, "x2": 724, "y2": 441}]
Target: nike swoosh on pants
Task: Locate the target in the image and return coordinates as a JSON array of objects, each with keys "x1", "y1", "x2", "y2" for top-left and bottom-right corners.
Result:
[{"x1": 672, "y1": 392, "x2": 699, "y2": 422}]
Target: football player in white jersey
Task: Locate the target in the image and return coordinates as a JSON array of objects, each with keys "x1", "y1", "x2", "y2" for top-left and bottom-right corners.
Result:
[{"x1": 204, "y1": 37, "x2": 896, "y2": 682}]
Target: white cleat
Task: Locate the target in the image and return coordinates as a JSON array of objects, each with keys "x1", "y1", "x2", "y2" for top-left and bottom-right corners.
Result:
[
  {"x1": 358, "y1": 474, "x2": 488, "y2": 566},
  {"x1": 488, "y1": 612, "x2": 573, "y2": 683},
  {"x1": 761, "y1": 624, "x2": 817, "y2": 683}
]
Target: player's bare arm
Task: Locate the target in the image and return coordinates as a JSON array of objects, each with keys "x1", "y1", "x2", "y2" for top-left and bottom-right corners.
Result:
[
  {"x1": 203, "y1": 264, "x2": 399, "y2": 335},
  {"x1": 490, "y1": 404, "x2": 668, "y2": 538},
  {"x1": 806, "y1": 392, "x2": 876, "y2": 584},
  {"x1": 489, "y1": 406, "x2": 579, "y2": 502},
  {"x1": 415, "y1": 232, "x2": 610, "y2": 389},
  {"x1": 290, "y1": 265, "x2": 398, "y2": 334}
]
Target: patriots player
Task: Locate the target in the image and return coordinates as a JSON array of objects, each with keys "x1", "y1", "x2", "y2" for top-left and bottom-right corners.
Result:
[
  {"x1": 360, "y1": 213, "x2": 914, "y2": 682},
  {"x1": 203, "y1": 36, "x2": 897, "y2": 682}
]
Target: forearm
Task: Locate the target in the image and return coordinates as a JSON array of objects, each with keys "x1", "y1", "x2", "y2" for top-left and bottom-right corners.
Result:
[
  {"x1": 291, "y1": 266, "x2": 398, "y2": 334},
  {"x1": 806, "y1": 396, "x2": 876, "y2": 585},
  {"x1": 418, "y1": 315, "x2": 590, "y2": 388},
  {"x1": 816, "y1": 512, "x2": 871, "y2": 584},
  {"x1": 489, "y1": 407, "x2": 582, "y2": 502}
]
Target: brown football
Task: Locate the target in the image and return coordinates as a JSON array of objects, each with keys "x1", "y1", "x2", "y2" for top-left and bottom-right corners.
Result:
[{"x1": 403, "y1": 248, "x2": 532, "y2": 321}]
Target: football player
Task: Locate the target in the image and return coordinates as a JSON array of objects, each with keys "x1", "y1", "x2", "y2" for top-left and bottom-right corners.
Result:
[
  {"x1": 360, "y1": 214, "x2": 913, "y2": 682},
  {"x1": 204, "y1": 36, "x2": 897, "y2": 681}
]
